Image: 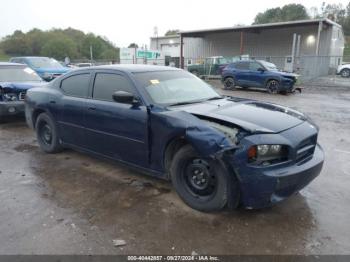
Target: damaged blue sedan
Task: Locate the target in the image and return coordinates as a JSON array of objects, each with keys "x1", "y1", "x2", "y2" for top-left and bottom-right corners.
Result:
[
  {"x1": 0, "y1": 62, "x2": 44, "y2": 119},
  {"x1": 25, "y1": 65, "x2": 324, "y2": 212}
]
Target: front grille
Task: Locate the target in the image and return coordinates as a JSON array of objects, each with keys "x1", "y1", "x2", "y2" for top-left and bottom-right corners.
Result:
[
  {"x1": 296, "y1": 135, "x2": 317, "y2": 164},
  {"x1": 19, "y1": 92, "x2": 26, "y2": 100}
]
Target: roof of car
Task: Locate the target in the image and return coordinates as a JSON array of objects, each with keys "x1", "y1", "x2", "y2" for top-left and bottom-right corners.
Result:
[
  {"x1": 0, "y1": 62, "x2": 26, "y2": 66},
  {"x1": 81, "y1": 64, "x2": 182, "y2": 73}
]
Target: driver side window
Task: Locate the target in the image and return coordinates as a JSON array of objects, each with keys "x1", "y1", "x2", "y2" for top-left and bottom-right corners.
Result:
[{"x1": 92, "y1": 73, "x2": 135, "y2": 102}]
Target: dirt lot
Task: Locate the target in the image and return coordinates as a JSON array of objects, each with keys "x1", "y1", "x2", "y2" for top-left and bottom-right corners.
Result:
[{"x1": 0, "y1": 82, "x2": 350, "y2": 255}]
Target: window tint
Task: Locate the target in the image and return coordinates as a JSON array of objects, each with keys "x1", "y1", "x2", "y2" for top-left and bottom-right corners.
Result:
[
  {"x1": 61, "y1": 73, "x2": 90, "y2": 97},
  {"x1": 93, "y1": 73, "x2": 135, "y2": 102},
  {"x1": 249, "y1": 62, "x2": 263, "y2": 71},
  {"x1": 234, "y1": 62, "x2": 249, "y2": 70}
]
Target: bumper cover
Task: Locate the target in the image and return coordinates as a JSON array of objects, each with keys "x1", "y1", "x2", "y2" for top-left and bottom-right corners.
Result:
[
  {"x1": 0, "y1": 101, "x2": 25, "y2": 117},
  {"x1": 237, "y1": 144, "x2": 324, "y2": 209}
]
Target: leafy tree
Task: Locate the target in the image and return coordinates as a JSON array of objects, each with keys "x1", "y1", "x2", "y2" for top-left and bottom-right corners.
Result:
[
  {"x1": 165, "y1": 30, "x2": 180, "y2": 36},
  {"x1": 41, "y1": 36, "x2": 78, "y2": 60},
  {"x1": 0, "y1": 28, "x2": 119, "y2": 61},
  {"x1": 253, "y1": 4, "x2": 310, "y2": 24},
  {"x1": 128, "y1": 43, "x2": 138, "y2": 48}
]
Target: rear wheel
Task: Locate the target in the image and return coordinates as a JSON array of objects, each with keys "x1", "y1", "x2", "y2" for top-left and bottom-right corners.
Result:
[
  {"x1": 340, "y1": 68, "x2": 350, "y2": 78},
  {"x1": 223, "y1": 77, "x2": 236, "y2": 90},
  {"x1": 170, "y1": 145, "x2": 239, "y2": 212},
  {"x1": 266, "y1": 79, "x2": 280, "y2": 94},
  {"x1": 35, "y1": 113, "x2": 62, "y2": 153}
]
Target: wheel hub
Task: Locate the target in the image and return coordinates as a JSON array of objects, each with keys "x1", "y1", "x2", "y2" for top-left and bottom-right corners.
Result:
[
  {"x1": 184, "y1": 159, "x2": 216, "y2": 196},
  {"x1": 41, "y1": 124, "x2": 52, "y2": 144}
]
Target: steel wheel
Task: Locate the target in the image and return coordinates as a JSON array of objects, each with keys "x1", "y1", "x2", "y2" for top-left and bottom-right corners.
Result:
[{"x1": 183, "y1": 158, "x2": 217, "y2": 199}]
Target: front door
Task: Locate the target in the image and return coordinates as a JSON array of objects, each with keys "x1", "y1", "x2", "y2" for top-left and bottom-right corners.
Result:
[{"x1": 84, "y1": 71, "x2": 149, "y2": 168}]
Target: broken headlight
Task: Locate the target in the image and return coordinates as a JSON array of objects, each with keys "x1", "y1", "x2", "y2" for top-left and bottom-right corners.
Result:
[
  {"x1": 248, "y1": 144, "x2": 288, "y2": 165},
  {"x1": 2, "y1": 93, "x2": 18, "y2": 101}
]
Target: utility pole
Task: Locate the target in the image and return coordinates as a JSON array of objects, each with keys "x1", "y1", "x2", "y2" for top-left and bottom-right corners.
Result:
[{"x1": 90, "y1": 45, "x2": 93, "y2": 62}]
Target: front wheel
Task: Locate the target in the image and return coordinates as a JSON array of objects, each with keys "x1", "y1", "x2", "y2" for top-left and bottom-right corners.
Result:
[
  {"x1": 35, "y1": 113, "x2": 62, "y2": 153},
  {"x1": 266, "y1": 79, "x2": 280, "y2": 94},
  {"x1": 170, "y1": 145, "x2": 239, "y2": 212},
  {"x1": 340, "y1": 68, "x2": 350, "y2": 78}
]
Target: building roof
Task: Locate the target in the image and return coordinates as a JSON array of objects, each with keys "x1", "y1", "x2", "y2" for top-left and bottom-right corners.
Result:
[
  {"x1": 150, "y1": 35, "x2": 180, "y2": 40},
  {"x1": 180, "y1": 18, "x2": 341, "y2": 37}
]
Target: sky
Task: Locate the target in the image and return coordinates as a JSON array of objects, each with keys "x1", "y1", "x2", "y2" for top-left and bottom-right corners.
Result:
[{"x1": 0, "y1": 0, "x2": 348, "y2": 48}]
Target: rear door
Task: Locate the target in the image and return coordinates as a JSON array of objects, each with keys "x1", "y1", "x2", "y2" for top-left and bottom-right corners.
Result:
[
  {"x1": 57, "y1": 72, "x2": 92, "y2": 147},
  {"x1": 233, "y1": 61, "x2": 250, "y2": 86},
  {"x1": 84, "y1": 70, "x2": 149, "y2": 167}
]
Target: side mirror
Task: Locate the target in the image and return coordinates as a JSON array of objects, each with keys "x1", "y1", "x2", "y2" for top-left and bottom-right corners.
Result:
[
  {"x1": 112, "y1": 91, "x2": 140, "y2": 105},
  {"x1": 258, "y1": 68, "x2": 265, "y2": 73}
]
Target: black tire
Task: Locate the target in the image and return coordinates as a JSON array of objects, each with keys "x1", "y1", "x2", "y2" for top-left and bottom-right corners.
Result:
[
  {"x1": 223, "y1": 77, "x2": 236, "y2": 90},
  {"x1": 170, "y1": 145, "x2": 239, "y2": 212},
  {"x1": 340, "y1": 68, "x2": 350, "y2": 78},
  {"x1": 35, "y1": 113, "x2": 62, "y2": 153},
  {"x1": 266, "y1": 79, "x2": 280, "y2": 94}
]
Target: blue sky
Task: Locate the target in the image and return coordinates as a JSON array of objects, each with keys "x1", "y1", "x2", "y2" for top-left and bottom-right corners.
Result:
[{"x1": 0, "y1": 0, "x2": 347, "y2": 47}]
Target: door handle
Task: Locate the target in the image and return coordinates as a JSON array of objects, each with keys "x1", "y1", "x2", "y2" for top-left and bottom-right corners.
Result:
[{"x1": 88, "y1": 106, "x2": 96, "y2": 111}]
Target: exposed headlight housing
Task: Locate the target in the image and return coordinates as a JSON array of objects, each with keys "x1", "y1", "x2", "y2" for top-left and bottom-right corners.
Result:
[
  {"x1": 2, "y1": 93, "x2": 18, "y2": 101},
  {"x1": 248, "y1": 144, "x2": 288, "y2": 165}
]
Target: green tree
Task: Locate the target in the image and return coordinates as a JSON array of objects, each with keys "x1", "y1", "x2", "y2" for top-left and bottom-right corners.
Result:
[
  {"x1": 128, "y1": 43, "x2": 138, "y2": 48},
  {"x1": 165, "y1": 29, "x2": 180, "y2": 36},
  {"x1": 253, "y1": 4, "x2": 310, "y2": 24},
  {"x1": 41, "y1": 36, "x2": 78, "y2": 60}
]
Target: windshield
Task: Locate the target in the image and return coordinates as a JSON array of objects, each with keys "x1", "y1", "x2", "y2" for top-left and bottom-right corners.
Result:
[
  {"x1": 28, "y1": 57, "x2": 63, "y2": 69},
  {"x1": 0, "y1": 66, "x2": 42, "y2": 82},
  {"x1": 259, "y1": 61, "x2": 279, "y2": 71},
  {"x1": 133, "y1": 70, "x2": 221, "y2": 106}
]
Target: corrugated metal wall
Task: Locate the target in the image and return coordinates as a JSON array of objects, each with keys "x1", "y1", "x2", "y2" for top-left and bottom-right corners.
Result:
[{"x1": 183, "y1": 24, "x2": 334, "y2": 59}]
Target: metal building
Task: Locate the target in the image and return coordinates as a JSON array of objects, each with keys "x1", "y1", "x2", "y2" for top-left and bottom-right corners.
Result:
[
  {"x1": 150, "y1": 35, "x2": 181, "y2": 67},
  {"x1": 151, "y1": 19, "x2": 344, "y2": 79}
]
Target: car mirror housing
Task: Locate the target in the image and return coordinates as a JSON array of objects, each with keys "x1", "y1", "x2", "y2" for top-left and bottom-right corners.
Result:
[
  {"x1": 112, "y1": 91, "x2": 139, "y2": 105},
  {"x1": 258, "y1": 68, "x2": 265, "y2": 72}
]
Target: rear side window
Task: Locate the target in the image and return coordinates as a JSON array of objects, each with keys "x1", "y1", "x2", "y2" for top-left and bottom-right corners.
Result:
[
  {"x1": 234, "y1": 62, "x2": 249, "y2": 70},
  {"x1": 249, "y1": 62, "x2": 263, "y2": 71},
  {"x1": 93, "y1": 73, "x2": 135, "y2": 102},
  {"x1": 61, "y1": 73, "x2": 90, "y2": 98}
]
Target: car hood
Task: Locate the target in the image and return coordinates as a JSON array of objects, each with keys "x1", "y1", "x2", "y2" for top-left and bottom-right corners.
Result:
[
  {"x1": 35, "y1": 67, "x2": 70, "y2": 74},
  {"x1": 0, "y1": 81, "x2": 46, "y2": 93},
  {"x1": 172, "y1": 98, "x2": 306, "y2": 134},
  {"x1": 277, "y1": 71, "x2": 298, "y2": 78}
]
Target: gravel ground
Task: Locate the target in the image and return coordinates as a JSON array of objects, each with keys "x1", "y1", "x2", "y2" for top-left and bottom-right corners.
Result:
[{"x1": 0, "y1": 81, "x2": 349, "y2": 255}]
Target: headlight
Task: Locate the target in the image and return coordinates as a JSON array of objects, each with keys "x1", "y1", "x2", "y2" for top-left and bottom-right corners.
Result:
[
  {"x1": 248, "y1": 144, "x2": 288, "y2": 165},
  {"x1": 2, "y1": 93, "x2": 18, "y2": 101}
]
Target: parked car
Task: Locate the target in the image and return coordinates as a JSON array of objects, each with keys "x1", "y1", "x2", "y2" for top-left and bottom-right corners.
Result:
[
  {"x1": 25, "y1": 65, "x2": 324, "y2": 212},
  {"x1": 0, "y1": 62, "x2": 45, "y2": 118},
  {"x1": 9, "y1": 56, "x2": 71, "y2": 81},
  {"x1": 222, "y1": 60, "x2": 298, "y2": 94},
  {"x1": 188, "y1": 56, "x2": 235, "y2": 76},
  {"x1": 336, "y1": 63, "x2": 350, "y2": 77}
]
